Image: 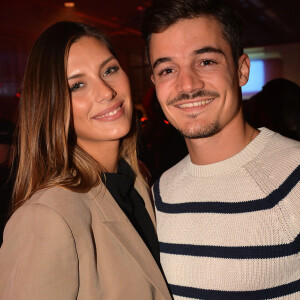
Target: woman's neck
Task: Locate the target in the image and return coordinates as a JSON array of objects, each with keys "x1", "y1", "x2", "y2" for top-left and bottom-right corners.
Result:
[{"x1": 78, "y1": 140, "x2": 120, "y2": 173}]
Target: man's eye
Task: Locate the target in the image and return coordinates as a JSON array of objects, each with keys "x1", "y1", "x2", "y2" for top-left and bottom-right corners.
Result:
[
  {"x1": 200, "y1": 60, "x2": 215, "y2": 66},
  {"x1": 70, "y1": 82, "x2": 84, "y2": 92},
  {"x1": 159, "y1": 68, "x2": 174, "y2": 76},
  {"x1": 103, "y1": 66, "x2": 119, "y2": 77}
]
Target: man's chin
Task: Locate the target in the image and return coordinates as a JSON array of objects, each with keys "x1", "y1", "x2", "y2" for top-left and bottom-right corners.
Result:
[{"x1": 179, "y1": 121, "x2": 220, "y2": 139}]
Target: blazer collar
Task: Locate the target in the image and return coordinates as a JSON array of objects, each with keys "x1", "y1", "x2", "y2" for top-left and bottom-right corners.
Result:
[{"x1": 88, "y1": 175, "x2": 171, "y2": 300}]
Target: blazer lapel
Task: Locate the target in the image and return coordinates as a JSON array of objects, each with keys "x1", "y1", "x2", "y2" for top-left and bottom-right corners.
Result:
[
  {"x1": 134, "y1": 175, "x2": 157, "y2": 229},
  {"x1": 88, "y1": 181, "x2": 171, "y2": 300},
  {"x1": 103, "y1": 221, "x2": 171, "y2": 299}
]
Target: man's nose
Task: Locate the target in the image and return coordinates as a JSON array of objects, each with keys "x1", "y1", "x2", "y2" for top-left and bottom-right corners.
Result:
[{"x1": 176, "y1": 68, "x2": 204, "y2": 94}]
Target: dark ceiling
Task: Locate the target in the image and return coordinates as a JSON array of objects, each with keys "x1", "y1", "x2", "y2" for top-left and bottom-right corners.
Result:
[
  {"x1": 0, "y1": 0, "x2": 299, "y2": 118},
  {"x1": 1, "y1": 0, "x2": 300, "y2": 49}
]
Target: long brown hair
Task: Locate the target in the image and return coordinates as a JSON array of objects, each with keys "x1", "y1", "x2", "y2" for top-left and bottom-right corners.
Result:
[{"x1": 12, "y1": 21, "x2": 139, "y2": 210}]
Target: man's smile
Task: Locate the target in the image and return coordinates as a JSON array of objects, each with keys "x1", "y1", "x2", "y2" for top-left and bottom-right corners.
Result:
[{"x1": 176, "y1": 98, "x2": 214, "y2": 108}]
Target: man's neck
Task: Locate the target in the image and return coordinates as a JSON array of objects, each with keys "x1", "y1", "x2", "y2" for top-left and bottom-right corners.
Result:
[{"x1": 185, "y1": 120, "x2": 259, "y2": 166}]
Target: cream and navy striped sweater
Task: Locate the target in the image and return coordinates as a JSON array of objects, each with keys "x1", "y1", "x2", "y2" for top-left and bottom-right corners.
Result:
[{"x1": 153, "y1": 128, "x2": 300, "y2": 299}]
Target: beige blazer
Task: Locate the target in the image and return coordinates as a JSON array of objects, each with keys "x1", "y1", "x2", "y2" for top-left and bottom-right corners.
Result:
[{"x1": 0, "y1": 175, "x2": 172, "y2": 300}]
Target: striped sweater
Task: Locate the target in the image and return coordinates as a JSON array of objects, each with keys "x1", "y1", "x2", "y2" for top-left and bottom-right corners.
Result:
[{"x1": 153, "y1": 128, "x2": 300, "y2": 299}]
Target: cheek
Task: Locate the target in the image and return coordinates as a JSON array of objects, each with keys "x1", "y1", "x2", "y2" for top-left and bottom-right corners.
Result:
[
  {"x1": 71, "y1": 97, "x2": 90, "y2": 123},
  {"x1": 114, "y1": 76, "x2": 132, "y2": 102},
  {"x1": 126, "y1": 103, "x2": 133, "y2": 123},
  {"x1": 155, "y1": 82, "x2": 171, "y2": 105},
  {"x1": 223, "y1": 73, "x2": 240, "y2": 103},
  {"x1": 118, "y1": 73, "x2": 131, "y2": 93},
  {"x1": 122, "y1": 86, "x2": 133, "y2": 117},
  {"x1": 205, "y1": 69, "x2": 237, "y2": 97}
]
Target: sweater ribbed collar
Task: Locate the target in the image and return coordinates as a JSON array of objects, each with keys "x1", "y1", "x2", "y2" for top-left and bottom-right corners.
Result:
[{"x1": 186, "y1": 127, "x2": 276, "y2": 177}]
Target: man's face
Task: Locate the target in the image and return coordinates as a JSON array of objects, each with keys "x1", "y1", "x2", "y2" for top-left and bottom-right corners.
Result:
[{"x1": 149, "y1": 16, "x2": 249, "y2": 139}]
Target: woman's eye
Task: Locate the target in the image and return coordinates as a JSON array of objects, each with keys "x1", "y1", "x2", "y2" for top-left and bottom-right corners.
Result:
[
  {"x1": 103, "y1": 66, "x2": 119, "y2": 77},
  {"x1": 70, "y1": 82, "x2": 84, "y2": 92},
  {"x1": 159, "y1": 68, "x2": 174, "y2": 76}
]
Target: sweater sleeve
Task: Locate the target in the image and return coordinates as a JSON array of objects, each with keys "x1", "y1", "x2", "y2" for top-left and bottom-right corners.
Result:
[{"x1": 0, "y1": 203, "x2": 79, "y2": 300}]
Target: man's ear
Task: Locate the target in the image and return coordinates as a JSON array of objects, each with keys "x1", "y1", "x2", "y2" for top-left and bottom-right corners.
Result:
[{"x1": 238, "y1": 54, "x2": 250, "y2": 87}]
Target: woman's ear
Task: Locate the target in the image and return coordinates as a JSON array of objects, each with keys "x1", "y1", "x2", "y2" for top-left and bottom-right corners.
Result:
[
  {"x1": 151, "y1": 73, "x2": 155, "y2": 84},
  {"x1": 238, "y1": 54, "x2": 250, "y2": 87}
]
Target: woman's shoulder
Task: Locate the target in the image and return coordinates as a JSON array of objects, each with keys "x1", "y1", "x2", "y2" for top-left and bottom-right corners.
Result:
[
  {"x1": 3, "y1": 186, "x2": 98, "y2": 243},
  {"x1": 2, "y1": 197, "x2": 76, "y2": 252},
  {"x1": 21, "y1": 186, "x2": 94, "y2": 225},
  {"x1": 28, "y1": 186, "x2": 89, "y2": 209}
]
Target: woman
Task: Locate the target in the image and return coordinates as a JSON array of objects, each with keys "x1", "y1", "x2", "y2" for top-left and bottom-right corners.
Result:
[{"x1": 0, "y1": 22, "x2": 171, "y2": 300}]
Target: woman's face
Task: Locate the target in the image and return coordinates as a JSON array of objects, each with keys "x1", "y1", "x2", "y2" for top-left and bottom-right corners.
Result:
[{"x1": 67, "y1": 36, "x2": 132, "y2": 153}]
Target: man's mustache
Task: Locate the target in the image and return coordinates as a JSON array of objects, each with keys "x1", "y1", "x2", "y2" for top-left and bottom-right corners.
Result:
[{"x1": 167, "y1": 89, "x2": 220, "y2": 106}]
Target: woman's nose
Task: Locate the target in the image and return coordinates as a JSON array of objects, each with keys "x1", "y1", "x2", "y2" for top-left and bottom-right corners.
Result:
[{"x1": 94, "y1": 79, "x2": 116, "y2": 103}]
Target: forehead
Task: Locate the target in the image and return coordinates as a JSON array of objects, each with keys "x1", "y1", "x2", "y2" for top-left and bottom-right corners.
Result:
[
  {"x1": 69, "y1": 36, "x2": 108, "y2": 56},
  {"x1": 149, "y1": 16, "x2": 231, "y2": 63},
  {"x1": 67, "y1": 36, "x2": 112, "y2": 71}
]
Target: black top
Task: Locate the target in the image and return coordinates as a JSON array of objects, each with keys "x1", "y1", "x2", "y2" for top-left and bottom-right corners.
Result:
[
  {"x1": 102, "y1": 159, "x2": 160, "y2": 265},
  {"x1": 0, "y1": 165, "x2": 14, "y2": 246}
]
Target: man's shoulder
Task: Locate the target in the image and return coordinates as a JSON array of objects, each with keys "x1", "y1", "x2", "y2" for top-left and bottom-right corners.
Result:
[
  {"x1": 270, "y1": 130, "x2": 300, "y2": 147},
  {"x1": 162, "y1": 154, "x2": 189, "y2": 178},
  {"x1": 153, "y1": 155, "x2": 189, "y2": 192},
  {"x1": 259, "y1": 129, "x2": 300, "y2": 162},
  {"x1": 248, "y1": 129, "x2": 300, "y2": 185}
]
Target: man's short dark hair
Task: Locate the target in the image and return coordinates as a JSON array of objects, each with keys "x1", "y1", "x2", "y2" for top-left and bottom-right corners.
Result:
[{"x1": 141, "y1": 0, "x2": 244, "y2": 67}]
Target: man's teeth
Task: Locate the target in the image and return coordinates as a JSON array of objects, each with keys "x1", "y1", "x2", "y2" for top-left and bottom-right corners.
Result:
[
  {"x1": 178, "y1": 99, "x2": 213, "y2": 108},
  {"x1": 95, "y1": 106, "x2": 121, "y2": 119}
]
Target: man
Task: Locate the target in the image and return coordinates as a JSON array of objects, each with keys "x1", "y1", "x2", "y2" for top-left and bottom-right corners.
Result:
[{"x1": 141, "y1": 0, "x2": 300, "y2": 298}]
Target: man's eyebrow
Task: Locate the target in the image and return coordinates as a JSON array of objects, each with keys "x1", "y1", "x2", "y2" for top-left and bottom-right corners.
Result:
[
  {"x1": 194, "y1": 47, "x2": 225, "y2": 56},
  {"x1": 152, "y1": 47, "x2": 225, "y2": 71},
  {"x1": 152, "y1": 57, "x2": 172, "y2": 71},
  {"x1": 68, "y1": 56, "x2": 115, "y2": 80}
]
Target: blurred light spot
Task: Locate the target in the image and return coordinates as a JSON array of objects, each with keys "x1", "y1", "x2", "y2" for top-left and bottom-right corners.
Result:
[{"x1": 64, "y1": 2, "x2": 75, "y2": 8}]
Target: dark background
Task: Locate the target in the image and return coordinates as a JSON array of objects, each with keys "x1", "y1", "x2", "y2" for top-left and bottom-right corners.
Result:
[{"x1": 0, "y1": 0, "x2": 300, "y2": 122}]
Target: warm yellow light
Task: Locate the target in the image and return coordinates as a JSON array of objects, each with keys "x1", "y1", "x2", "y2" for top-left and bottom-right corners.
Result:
[{"x1": 64, "y1": 2, "x2": 75, "y2": 8}]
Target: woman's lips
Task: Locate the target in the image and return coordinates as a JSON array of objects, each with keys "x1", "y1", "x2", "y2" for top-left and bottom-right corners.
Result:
[{"x1": 92, "y1": 101, "x2": 124, "y2": 121}]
